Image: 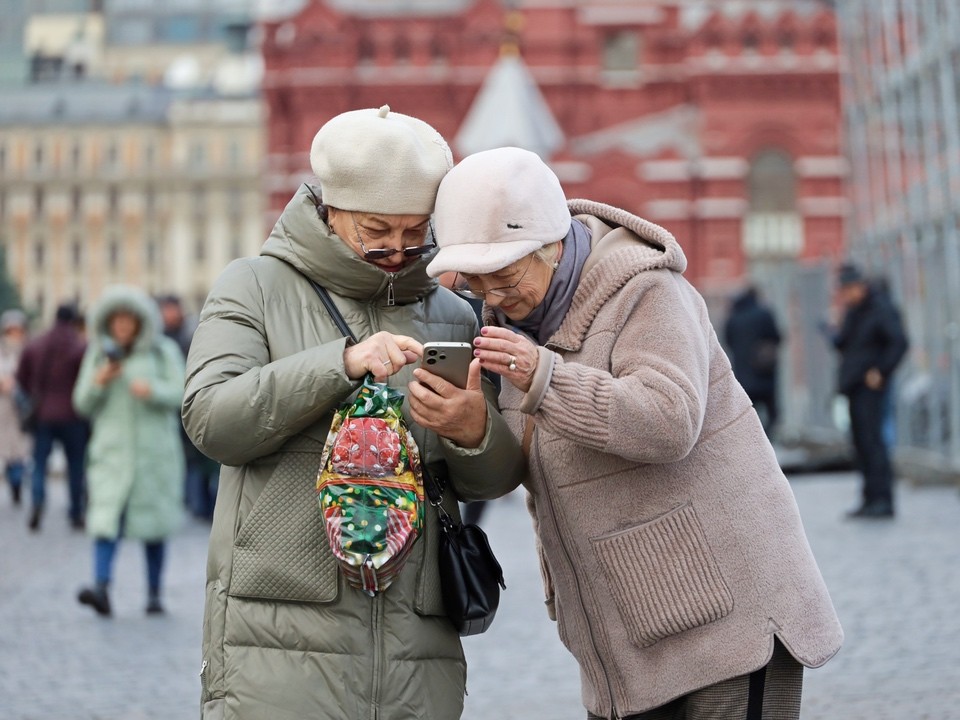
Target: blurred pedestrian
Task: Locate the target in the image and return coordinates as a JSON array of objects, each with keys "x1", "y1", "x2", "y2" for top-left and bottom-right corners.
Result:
[
  {"x1": 427, "y1": 147, "x2": 843, "y2": 720},
  {"x1": 182, "y1": 106, "x2": 523, "y2": 719},
  {"x1": 158, "y1": 293, "x2": 216, "y2": 519},
  {"x1": 72, "y1": 286, "x2": 185, "y2": 617},
  {"x1": 0, "y1": 309, "x2": 31, "y2": 506},
  {"x1": 15, "y1": 303, "x2": 88, "y2": 531},
  {"x1": 831, "y1": 263, "x2": 908, "y2": 519},
  {"x1": 723, "y1": 286, "x2": 783, "y2": 437}
]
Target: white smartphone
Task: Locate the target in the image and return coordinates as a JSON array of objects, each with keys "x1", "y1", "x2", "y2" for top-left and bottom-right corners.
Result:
[{"x1": 420, "y1": 341, "x2": 473, "y2": 389}]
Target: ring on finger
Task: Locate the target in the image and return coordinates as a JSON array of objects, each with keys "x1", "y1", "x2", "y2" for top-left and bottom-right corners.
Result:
[{"x1": 508, "y1": 356, "x2": 518, "y2": 371}]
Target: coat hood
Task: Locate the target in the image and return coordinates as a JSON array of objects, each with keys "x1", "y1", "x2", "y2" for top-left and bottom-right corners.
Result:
[
  {"x1": 88, "y1": 284, "x2": 162, "y2": 354},
  {"x1": 540, "y1": 199, "x2": 688, "y2": 352},
  {"x1": 260, "y1": 183, "x2": 439, "y2": 305}
]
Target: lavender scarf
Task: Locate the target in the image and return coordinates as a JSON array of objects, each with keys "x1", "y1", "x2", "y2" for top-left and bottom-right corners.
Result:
[{"x1": 496, "y1": 218, "x2": 592, "y2": 345}]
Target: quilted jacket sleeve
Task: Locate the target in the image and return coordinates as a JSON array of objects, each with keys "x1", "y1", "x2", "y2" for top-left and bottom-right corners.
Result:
[{"x1": 182, "y1": 260, "x2": 359, "y2": 466}]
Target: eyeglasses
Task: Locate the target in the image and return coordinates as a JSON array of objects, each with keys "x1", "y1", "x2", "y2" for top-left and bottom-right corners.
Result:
[
  {"x1": 351, "y1": 213, "x2": 436, "y2": 261},
  {"x1": 455, "y1": 255, "x2": 535, "y2": 300}
]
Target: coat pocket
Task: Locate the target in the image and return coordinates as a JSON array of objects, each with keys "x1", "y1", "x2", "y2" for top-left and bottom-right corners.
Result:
[
  {"x1": 230, "y1": 451, "x2": 338, "y2": 603},
  {"x1": 590, "y1": 503, "x2": 733, "y2": 648}
]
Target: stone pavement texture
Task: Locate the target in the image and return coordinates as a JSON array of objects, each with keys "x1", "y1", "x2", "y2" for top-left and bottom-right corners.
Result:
[{"x1": 1, "y1": 471, "x2": 958, "y2": 720}]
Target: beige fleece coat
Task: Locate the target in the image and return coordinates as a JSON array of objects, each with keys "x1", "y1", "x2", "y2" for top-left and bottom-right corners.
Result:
[{"x1": 496, "y1": 199, "x2": 842, "y2": 718}]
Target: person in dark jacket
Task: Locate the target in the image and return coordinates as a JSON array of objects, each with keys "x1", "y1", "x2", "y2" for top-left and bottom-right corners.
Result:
[
  {"x1": 723, "y1": 286, "x2": 782, "y2": 437},
  {"x1": 832, "y1": 263, "x2": 908, "y2": 518},
  {"x1": 16, "y1": 303, "x2": 88, "y2": 530}
]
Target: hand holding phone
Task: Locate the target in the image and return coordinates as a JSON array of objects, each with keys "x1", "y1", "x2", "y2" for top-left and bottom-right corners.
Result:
[{"x1": 419, "y1": 342, "x2": 472, "y2": 389}]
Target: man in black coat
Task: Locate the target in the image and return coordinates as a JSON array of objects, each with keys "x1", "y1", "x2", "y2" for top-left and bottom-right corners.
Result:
[
  {"x1": 724, "y1": 286, "x2": 782, "y2": 437},
  {"x1": 832, "y1": 264, "x2": 908, "y2": 518}
]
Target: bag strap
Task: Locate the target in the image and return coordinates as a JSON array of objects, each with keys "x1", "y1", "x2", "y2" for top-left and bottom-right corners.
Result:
[
  {"x1": 306, "y1": 278, "x2": 358, "y2": 343},
  {"x1": 745, "y1": 664, "x2": 766, "y2": 720}
]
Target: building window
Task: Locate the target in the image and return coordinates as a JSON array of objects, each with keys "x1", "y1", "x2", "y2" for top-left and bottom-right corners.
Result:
[
  {"x1": 146, "y1": 238, "x2": 158, "y2": 269},
  {"x1": 163, "y1": 15, "x2": 201, "y2": 43},
  {"x1": 71, "y1": 140, "x2": 82, "y2": 171},
  {"x1": 749, "y1": 150, "x2": 796, "y2": 212},
  {"x1": 107, "y1": 141, "x2": 119, "y2": 171},
  {"x1": 108, "y1": 185, "x2": 119, "y2": 215},
  {"x1": 743, "y1": 149, "x2": 802, "y2": 258},
  {"x1": 34, "y1": 187, "x2": 44, "y2": 215},
  {"x1": 144, "y1": 140, "x2": 156, "y2": 168},
  {"x1": 190, "y1": 140, "x2": 205, "y2": 171},
  {"x1": 192, "y1": 185, "x2": 205, "y2": 218},
  {"x1": 71, "y1": 238, "x2": 83, "y2": 269},
  {"x1": 602, "y1": 32, "x2": 639, "y2": 72},
  {"x1": 108, "y1": 237, "x2": 120, "y2": 270},
  {"x1": 743, "y1": 30, "x2": 760, "y2": 52},
  {"x1": 145, "y1": 185, "x2": 155, "y2": 215},
  {"x1": 227, "y1": 140, "x2": 242, "y2": 170},
  {"x1": 72, "y1": 186, "x2": 82, "y2": 217},
  {"x1": 33, "y1": 141, "x2": 44, "y2": 171},
  {"x1": 394, "y1": 34, "x2": 411, "y2": 65},
  {"x1": 34, "y1": 239, "x2": 45, "y2": 269},
  {"x1": 358, "y1": 35, "x2": 374, "y2": 65},
  {"x1": 778, "y1": 29, "x2": 795, "y2": 51},
  {"x1": 194, "y1": 231, "x2": 206, "y2": 262}
]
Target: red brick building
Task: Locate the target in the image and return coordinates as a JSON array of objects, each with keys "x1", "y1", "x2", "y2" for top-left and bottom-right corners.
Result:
[{"x1": 260, "y1": 0, "x2": 844, "y2": 296}]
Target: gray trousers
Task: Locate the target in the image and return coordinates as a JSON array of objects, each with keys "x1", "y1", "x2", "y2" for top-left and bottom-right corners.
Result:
[{"x1": 587, "y1": 640, "x2": 803, "y2": 720}]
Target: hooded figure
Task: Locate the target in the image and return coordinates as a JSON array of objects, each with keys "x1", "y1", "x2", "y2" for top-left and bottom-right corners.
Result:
[{"x1": 73, "y1": 285, "x2": 186, "y2": 617}]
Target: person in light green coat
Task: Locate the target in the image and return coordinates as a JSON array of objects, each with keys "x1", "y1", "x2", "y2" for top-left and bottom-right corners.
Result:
[
  {"x1": 182, "y1": 106, "x2": 525, "y2": 720},
  {"x1": 73, "y1": 285, "x2": 185, "y2": 617}
]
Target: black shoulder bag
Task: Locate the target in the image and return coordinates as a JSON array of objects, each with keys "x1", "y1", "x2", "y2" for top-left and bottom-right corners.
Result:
[{"x1": 303, "y1": 274, "x2": 506, "y2": 636}]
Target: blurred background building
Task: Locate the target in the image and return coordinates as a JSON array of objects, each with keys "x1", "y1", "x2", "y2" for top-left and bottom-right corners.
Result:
[
  {"x1": 4, "y1": 0, "x2": 958, "y2": 478},
  {"x1": 838, "y1": 0, "x2": 960, "y2": 478},
  {"x1": 0, "y1": 0, "x2": 264, "y2": 317},
  {"x1": 260, "y1": 0, "x2": 846, "y2": 447}
]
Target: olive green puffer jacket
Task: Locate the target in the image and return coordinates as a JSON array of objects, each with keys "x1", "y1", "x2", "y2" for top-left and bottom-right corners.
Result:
[{"x1": 183, "y1": 185, "x2": 524, "y2": 720}]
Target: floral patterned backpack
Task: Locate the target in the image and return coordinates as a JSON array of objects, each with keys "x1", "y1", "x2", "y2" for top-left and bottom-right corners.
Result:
[{"x1": 316, "y1": 377, "x2": 425, "y2": 596}]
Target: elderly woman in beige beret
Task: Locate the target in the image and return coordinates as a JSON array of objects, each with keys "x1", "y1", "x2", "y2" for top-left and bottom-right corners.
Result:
[
  {"x1": 182, "y1": 108, "x2": 524, "y2": 720},
  {"x1": 427, "y1": 146, "x2": 842, "y2": 720}
]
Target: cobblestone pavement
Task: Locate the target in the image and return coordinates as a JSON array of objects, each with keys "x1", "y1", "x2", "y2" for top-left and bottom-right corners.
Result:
[{"x1": 1, "y1": 471, "x2": 958, "y2": 720}]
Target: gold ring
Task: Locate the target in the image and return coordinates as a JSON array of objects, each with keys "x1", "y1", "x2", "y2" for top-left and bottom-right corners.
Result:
[{"x1": 508, "y1": 357, "x2": 518, "y2": 371}]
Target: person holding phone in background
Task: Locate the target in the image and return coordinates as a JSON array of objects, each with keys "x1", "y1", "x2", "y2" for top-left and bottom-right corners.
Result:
[
  {"x1": 72, "y1": 285, "x2": 186, "y2": 617},
  {"x1": 181, "y1": 106, "x2": 523, "y2": 720},
  {"x1": 427, "y1": 147, "x2": 842, "y2": 720}
]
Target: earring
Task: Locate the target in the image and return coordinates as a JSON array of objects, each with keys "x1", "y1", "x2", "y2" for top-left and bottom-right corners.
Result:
[{"x1": 552, "y1": 261, "x2": 560, "y2": 270}]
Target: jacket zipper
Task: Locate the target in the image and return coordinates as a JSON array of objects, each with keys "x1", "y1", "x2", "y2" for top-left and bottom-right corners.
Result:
[
  {"x1": 532, "y1": 427, "x2": 619, "y2": 719},
  {"x1": 370, "y1": 593, "x2": 384, "y2": 720},
  {"x1": 386, "y1": 273, "x2": 396, "y2": 306},
  {"x1": 199, "y1": 659, "x2": 209, "y2": 700}
]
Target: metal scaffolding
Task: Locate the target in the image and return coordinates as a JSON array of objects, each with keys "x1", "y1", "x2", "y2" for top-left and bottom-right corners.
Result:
[{"x1": 838, "y1": 0, "x2": 960, "y2": 478}]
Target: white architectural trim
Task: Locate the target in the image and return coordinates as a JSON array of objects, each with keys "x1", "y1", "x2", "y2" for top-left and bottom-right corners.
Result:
[
  {"x1": 795, "y1": 156, "x2": 849, "y2": 177},
  {"x1": 550, "y1": 161, "x2": 592, "y2": 183},
  {"x1": 798, "y1": 197, "x2": 851, "y2": 216},
  {"x1": 644, "y1": 199, "x2": 693, "y2": 219}
]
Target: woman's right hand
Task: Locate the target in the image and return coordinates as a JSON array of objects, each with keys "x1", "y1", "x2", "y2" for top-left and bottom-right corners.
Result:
[
  {"x1": 343, "y1": 331, "x2": 423, "y2": 382},
  {"x1": 94, "y1": 361, "x2": 123, "y2": 387}
]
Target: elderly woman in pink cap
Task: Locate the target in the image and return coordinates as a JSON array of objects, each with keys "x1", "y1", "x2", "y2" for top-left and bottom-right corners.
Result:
[{"x1": 426, "y1": 147, "x2": 842, "y2": 720}]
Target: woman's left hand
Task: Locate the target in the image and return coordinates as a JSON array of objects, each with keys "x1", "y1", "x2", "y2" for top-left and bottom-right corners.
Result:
[
  {"x1": 408, "y1": 360, "x2": 488, "y2": 449},
  {"x1": 472, "y1": 326, "x2": 539, "y2": 393},
  {"x1": 129, "y1": 379, "x2": 152, "y2": 400}
]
